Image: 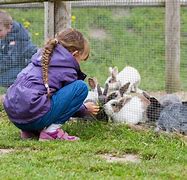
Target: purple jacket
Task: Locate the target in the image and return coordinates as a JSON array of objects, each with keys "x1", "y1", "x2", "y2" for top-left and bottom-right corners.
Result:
[{"x1": 3, "y1": 44, "x2": 88, "y2": 124}]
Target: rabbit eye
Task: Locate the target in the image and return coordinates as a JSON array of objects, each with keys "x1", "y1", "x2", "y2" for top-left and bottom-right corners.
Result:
[{"x1": 111, "y1": 103, "x2": 116, "y2": 107}]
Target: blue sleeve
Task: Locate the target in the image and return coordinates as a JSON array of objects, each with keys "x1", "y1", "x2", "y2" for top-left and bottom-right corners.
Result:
[{"x1": 0, "y1": 42, "x2": 19, "y2": 73}]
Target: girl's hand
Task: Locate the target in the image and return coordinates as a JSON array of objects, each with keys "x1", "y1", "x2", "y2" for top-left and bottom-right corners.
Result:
[{"x1": 84, "y1": 102, "x2": 100, "y2": 115}]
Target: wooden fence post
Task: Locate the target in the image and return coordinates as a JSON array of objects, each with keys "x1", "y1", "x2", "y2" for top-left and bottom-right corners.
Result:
[
  {"x1": 54, "y1": 0, "x2": 71, "y2": 34},
  {"x1": 165, "y1": 0, "x2": 181, "y2": 93},
  {"x1": 44, "y1": 0, "x2": 71, "y2": 40},
  {"x1": 44, "y1": 1, "x2": 54, "y2": 40}
]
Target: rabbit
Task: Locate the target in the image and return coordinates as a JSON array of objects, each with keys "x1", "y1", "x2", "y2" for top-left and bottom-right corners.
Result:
[
  {"x1": 142, "y1": 92, "x2": 164, "y2": 122},
  {"x1": 103, "y1": 93, "x2": 150, "y2": 125},
  {"x1": 157, "y1": 103, "x2": 187, "y2": 135},
  {"x1": 84, "y1": 77, "x2": 104, "y2": 103},
  {"x1": 95, "y1": 82, "x2": 133, "y2": 122},
  {"x1": 105, "y1": 66, "x2": 142, "y2": 94},
  {"x1": 143, "y1": 92, "x2": 183, "y2": 122},
  {"x1": 159, "y1": 94, "x2": 181, "y2": 107},
  {"x1": 94, "y1": 83, "x2": 109, "y2": 121},
  {"x1": 84, "y1": 78, "x2": 109, "y2": 122}
]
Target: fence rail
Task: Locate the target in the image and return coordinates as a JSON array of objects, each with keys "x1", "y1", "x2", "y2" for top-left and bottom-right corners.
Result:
[{"x1": 1, "y1": 0, "x2": 187, "y2": 7}]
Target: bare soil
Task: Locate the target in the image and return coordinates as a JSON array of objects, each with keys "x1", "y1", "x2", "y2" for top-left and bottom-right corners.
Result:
[
  {"x1": 99, "y1": 153, "x2": 141, "y2": 163},
  {"x1": 0, "y1": 148, "x2": 14, "y2": 155}
]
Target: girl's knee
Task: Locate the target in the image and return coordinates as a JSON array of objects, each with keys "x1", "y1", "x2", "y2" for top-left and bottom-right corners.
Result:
[{"x1": 75, "y1": 80, "x2": 88, "y2": 91}]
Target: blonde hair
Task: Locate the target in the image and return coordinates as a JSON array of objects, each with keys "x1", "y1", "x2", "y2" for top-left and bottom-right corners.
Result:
[
  {"x1": 0, "y1": 10, "x2": 13, "y2": 28},
  {"x1": 41, "y1": 28, "x2": 90, "y2": 97}
]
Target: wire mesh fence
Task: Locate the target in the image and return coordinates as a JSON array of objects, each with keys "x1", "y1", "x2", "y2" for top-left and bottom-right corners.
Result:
[
  {"x1": 0, "y1": 1, "x2": 186, "y2": 95},
  {"x1": 0, "y1": 1, "x2": 187, "y2": 134}
]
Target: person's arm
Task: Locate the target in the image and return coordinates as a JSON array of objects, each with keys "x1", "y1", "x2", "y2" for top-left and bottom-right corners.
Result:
[
  {"x1": 72, "y1": 104, "x2": 90, "y2": 117},
  {"x1": 72, "y1": 102, "x2": 100, "y2": 118}
]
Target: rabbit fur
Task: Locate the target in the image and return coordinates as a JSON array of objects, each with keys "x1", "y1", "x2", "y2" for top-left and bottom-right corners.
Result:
[
  {"x1": 105, "y1": 66, "x2": 142, "y2": 94},
  {"x1": 159, "y1": 94, "x2": 181, "y2": 107},
  {"x1": 84, "y1": 77, "x2": 104, "y2": 103},
  {"x1": 143, "y1": 92, "x2": 183, "y2": 122},
  {"x1": 103, "y1": 93, "x2": 150, "y2": 125},
  {"x1": 84, "y1": 77, "x2": 109, "y2": 122},
  {"x1": 157, "y1": 103, "x2": 187, "y2": 135}
]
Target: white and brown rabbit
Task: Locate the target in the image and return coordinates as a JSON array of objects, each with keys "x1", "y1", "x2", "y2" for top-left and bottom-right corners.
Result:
[
  {"x1": 103, "y1": 82, "x2": 150, "y2": 125},
  {"x1": 104, "y1": 94, "x2": 150, "y2": 124},
  {"x1": 105, "y1": 66, "x2": 142, "y2": 94}
]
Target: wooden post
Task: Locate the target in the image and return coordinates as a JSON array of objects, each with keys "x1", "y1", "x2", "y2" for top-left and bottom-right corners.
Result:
[
  {"x1": 44, "y1": 1, "x2": 55, "y2": 40},
  {"x1": 54, "y1": 0, "x2": 71, "y2": 34},
  {"x1": 44, "y1": 1, "x2": 71, "y2": 40},
  {"x1": 165, "y1": 0, "x2": 181, "y2": 93}
]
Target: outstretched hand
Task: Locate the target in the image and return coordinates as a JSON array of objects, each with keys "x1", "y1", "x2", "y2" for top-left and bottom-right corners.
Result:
[{"x1": 84, "y1": 102, "x2": 100, "y2": 115}]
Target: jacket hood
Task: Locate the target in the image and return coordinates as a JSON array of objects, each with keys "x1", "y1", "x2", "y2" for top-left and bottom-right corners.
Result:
[
  {"x1": 5, "y1": 21, "x2": 30, "y2": 42},
  {"x1": 32, "y1": 44, "x2": 80, "y2": 70}
]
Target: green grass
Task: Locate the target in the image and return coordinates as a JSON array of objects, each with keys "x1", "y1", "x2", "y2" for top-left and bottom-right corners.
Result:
[{"x1": 0, "y1": 107, "x2": 187, "y2": 179}]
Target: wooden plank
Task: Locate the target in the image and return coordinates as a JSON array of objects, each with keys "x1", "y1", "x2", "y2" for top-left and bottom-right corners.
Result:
[
  {"x1": 0, "y1": 0, "x2": 76, "y2": 4},
  {"x1": 165, "y1": 0, "x2": 181, "y2": 93},
  {"x1": 44, "y1": 1, "x2": 54, "y2": 40},
  {"x1": 44, "y1": 1, "x2": 71, "y2": 40},
  {"x1": 54, "y1": 0, "x2": 71, "y2": 33},
  {"x1": 1, "y1": 1, "x2": 187, "y2": 7}
]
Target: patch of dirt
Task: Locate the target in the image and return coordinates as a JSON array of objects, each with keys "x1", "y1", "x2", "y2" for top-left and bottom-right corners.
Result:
[
  {"x1": 0, "y1": 148, "x2": 14, "y2": 155},
  {"x1": 112, "y1": 8, "x2": 131, "y2": 20},
  {"x1": 99, "y1": 153, "x2": 141, "y2": 163},
  {"x1": 89, "y1": 28, "x2": 107, "y2": 40},
  {"x1": 0, "y1": 94, "x2": 5, "y2": 103}
]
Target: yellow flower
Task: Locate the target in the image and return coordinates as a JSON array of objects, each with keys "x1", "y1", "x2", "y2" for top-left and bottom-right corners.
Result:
[
  {"x1": 23, "y1": 21, "x2": 31, "y2": 28},
  {"x1": 34, "y1": 32, "x2": 39, "y2": 36},
  {"x1": 71, "y1": 15, "x2": 76, "y2": 22}
]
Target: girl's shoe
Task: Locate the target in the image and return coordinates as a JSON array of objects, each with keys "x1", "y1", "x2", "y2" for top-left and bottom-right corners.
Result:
[
  {"x1": 39, "y1": 128, "x2": 79, "y2": 141},
  {"x1": 21, "y1": 131, "x2": 39, "y2": 140}
]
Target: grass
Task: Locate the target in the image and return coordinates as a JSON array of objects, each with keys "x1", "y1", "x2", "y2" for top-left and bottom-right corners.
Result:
[
  {"x1": 0, "y1": 6, "x2": 187, "y2": 179},
  {"x1": 0, "y1": 106, "x2": 187, "y2": 179}
]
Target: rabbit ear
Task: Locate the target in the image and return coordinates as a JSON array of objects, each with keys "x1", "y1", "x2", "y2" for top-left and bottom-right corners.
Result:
[
  {"x1": 119, "y1": 82, "x2": 130, "y2": 97},
  {"x1": 88, "y1": 77, "x2": 97, "y2": 90},
  {"x1": 143, "y1": 92, "x2": 160, "y2": 106},
  {"x1": 137, "y1": 94, "x2": 151, "y2": 107},
  {"x1": 106, "y1": 91, "x2": 118, "y2": 102},
  {"x1": 111, "y1": 66, "x2": 118, "y2": 79},
  {"x1": 119, "y1": 96, "x2": 131, "y2": 106},
  {"x1": 97, "y1": 84, "x2": 103, "y2": 96},
  {"x1": 103, "y1": 83, "x2": 109, "y2": 96},
  {"x1": 142, "y1": 91, "x2": 151, "y2": 100},
  {"x1": 113, "y1": 66, "x2": 118, "y2": 74},
  {"x1": 117, "y1": 96, "x2": 132, "y2": 110},
  {"x1": 109, "y1": 67, "x2": 113, "y2": 74}
]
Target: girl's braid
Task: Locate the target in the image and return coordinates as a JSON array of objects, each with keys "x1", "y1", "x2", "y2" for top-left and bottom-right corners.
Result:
[{"x1": 41, "y1": 38, "x2": 58, "y2": 98}]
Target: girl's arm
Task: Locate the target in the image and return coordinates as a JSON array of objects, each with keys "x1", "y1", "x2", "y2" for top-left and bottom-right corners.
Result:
[{"x1": 72, "y1": 102, "x2": 100, "y2": 118}]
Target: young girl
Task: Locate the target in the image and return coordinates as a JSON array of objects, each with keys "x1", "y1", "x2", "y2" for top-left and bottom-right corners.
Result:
[{"x1": 3, "y1": 28, "x2": 99, "y2": 141}]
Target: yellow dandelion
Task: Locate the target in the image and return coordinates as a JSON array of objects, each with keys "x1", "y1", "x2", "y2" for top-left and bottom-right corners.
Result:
[
  {"x1": 23, "y1": 21, "x2": 31, "y2": 28},
  {"x1": 71, "y1": 15, "x2": 76, "y2": 22}
]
